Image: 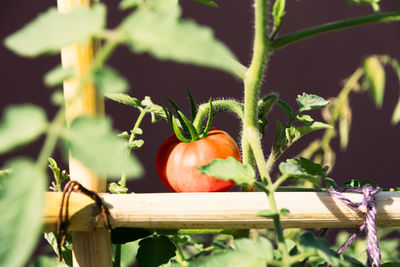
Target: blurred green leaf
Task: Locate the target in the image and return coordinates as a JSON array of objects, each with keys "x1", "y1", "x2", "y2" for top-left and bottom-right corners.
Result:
[
  {"x1": 105, "y1": 93, "x2": 141, "y2": 108},
  {"x1": 348, "y1": 0, "x2": 380, "y2": 5},
  {"x1": 92, "y1": 66, "x2": 129, "y2": 93},
  {"x1": 339, "y1": 99, "x2": 352, "y2": 150},
  {"x1": 299, "y1": 232, "x2": 341, "y2": 266},
  {"x1": 44, "y1": 65, "x2": 74, "y2": 87},
  {"x1": 120, "y1": 2, "x2": 245, "y2": 78},
  {"x1": 192, "y1": 0, "x2": 218, "y2": 8},
  {"x1": 364, "y1": 56, "x2": 385, "y2": 108},
  {"x1": 279, "y1": 157, "x2": 327, "y2": 186},
  {"x1": 0, "y1": 105, "x2": 48, "y2": 155},
  {"x1": 29, "y1": 256, "x2": 68, "y2": 267},
  {"x1": 119, "y1": 0, "x2": 144, "y2": 10},
  {"x1": 272, "y1": 0, "x2": 286, "y2": 32},
  {"x1": 391, "y1": 97, "x2": 400, "y2": 125},
  {"x1": 0, "y1": 159, "x2": 46, "y2": 267},
  {"x1": 197, "y1": 157, "x2": 256, "y2": 185},
  {"x1": 66, "y1": 116, "x2": 143, "y2": 178},
  {"x1": 4, "y1": 4, "x2": 106, "y2": 57},
  {"x1": 44, "y1": 232, "x2": 72, "y2": 266},
  {"x1": 120, "y1": 241, "x2": 140, "y2": 267},
  {"x1": 136, "y1": 236, "x2": 176, "y2": 267},
  {"x1": 191, "y1": 237, "x2": 274, "y2": 267},
  {"x1": 296, "y1": 93, "x2": 330, "y2": 112}
]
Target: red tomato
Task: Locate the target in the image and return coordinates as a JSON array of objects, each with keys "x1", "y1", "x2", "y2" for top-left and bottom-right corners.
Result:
[{"x1": 156, "y1": 128, "x2": 241, "y2": 192}]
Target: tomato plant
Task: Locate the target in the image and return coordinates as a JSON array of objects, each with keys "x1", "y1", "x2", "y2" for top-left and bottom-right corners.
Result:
[
  {"x1": 156, "y1": 128, "x2": 240, "y2": 192},
  {"x1": 2, "y1": 0, "x2": 400, "y2": 267}
]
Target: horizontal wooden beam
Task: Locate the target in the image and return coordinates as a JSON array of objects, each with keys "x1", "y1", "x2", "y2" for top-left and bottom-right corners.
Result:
[{"x1": 43, "y1": 191, "x2": 400, "y2": 232}]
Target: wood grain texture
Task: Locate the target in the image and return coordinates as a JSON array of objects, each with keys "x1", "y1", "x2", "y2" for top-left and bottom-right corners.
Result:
[{"x1": 43, "y1": 191, "x2": 400, "y2": 232}]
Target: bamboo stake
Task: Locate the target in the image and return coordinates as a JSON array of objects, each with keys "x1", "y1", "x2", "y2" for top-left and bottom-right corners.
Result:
[
  {"x1": 43, "y1": 191, "x2": 400, "y2": 232},
  {"x1": 57, "y1": 0, "x2": 112, "y2": 266}
]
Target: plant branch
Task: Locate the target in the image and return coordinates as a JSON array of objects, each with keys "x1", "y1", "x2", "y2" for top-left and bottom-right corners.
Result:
[
  {"x1": 192, "y1": 99, "x2": 244, "y2": 130},
  {"x1": 272, "y1": 12, "x2": 400, "y2": 50}
]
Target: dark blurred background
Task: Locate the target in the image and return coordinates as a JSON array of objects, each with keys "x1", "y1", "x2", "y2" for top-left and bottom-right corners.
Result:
[{"x1": 1, "y1": 0, "x2": 400, "y2": 192}]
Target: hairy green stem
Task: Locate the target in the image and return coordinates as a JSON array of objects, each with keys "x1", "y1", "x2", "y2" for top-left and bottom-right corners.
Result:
[
  {"x1": 192, "y1": 99, "x2": 244, "y2": 130},
  {"x1": 242, "y1": 0, "x2": 290, "y2": 265},
  {"x1": 119, "y1": 109, "x2": 148, "y2": 187},
  {"x1": 273, "y1": 12, "x2": 400, "y2": 50}
]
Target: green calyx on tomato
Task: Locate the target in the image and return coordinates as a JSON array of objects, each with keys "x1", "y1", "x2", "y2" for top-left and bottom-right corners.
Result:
[
  {"x1": 157, "y1": 90, "x2": 242, "y2": 192},
  {"x1": 162, "y1": 90, "x2": 213, "y2": 143}
]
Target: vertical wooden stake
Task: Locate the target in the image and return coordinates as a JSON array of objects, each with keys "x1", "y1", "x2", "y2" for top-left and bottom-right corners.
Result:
[{"x1": 57, "y1": 0, "x2": 112, "y2": 266}]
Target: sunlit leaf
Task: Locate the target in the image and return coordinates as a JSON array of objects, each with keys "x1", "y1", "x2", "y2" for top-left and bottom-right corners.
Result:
[
  {"x1": 191, "y1": 237, "x2": 274, "y2": 267},
  {"x1": 296, "y1": 93, "x2": 330, "y2": 112},
  {"x1": 197, "y1": 157, "x2": 256, "y2": 185},
  {"x1": 364, "y1": 56, "x2": 385, "y2": 108},
  {"x1": 66, "y1": 116, "x2": 143, "y2": 178},
  {"x1": 0, "y1": 105, "x2": 48, "y2": 155},
  {"x1": 0, "y1": 159, "x2": 46, "y2": 267},
  {"x1": 92, "y1": 66, "x2": 129, "y2": 93},
  {"x1": 136, "y1": 236, "x2": 176, "y2": 267},
  {"x1": 279, "y1": 157, "x2": 327, "y2": 186},
  {"x1": 105, "y1": 93, "x2": 141, "y2": 108},
  {"x1": 4, "y1": 4, "x2": 106, "y2": 57},
  {"x1": 120, "y1": 2, "x2": 245, "y2": 78}
]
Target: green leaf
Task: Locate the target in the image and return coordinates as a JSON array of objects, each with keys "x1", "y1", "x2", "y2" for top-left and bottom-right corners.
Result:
[
  {"x1": 348, "y1": 0, "x2": 380, "y2": 5},
  {"x1": 0, "y1": 105, "x2": 48, "y2": 155},
  {"x1": 293, "y1": 121, "x2": 332, "y2": 140},
  {"x1": 142, "y1": 96, "x2": 168, "y2": 123},
  {"x1": 391, "y1": 96, "x2": 400, "y2": 125},
  {"x1": 256, "y1": 209, "x2": 279, "y2": 219},
  {"x1": 299, "y1": 232, "x2": 340, "y2": 266},
  {"x1": 119, "y1": 0, "x2": 144, "y2": 10},
  {"x1": 277, "y1": 100, "x2": 293, "y2": 119},
  {"x1": 279, "y1": 157, "x2": 327, "y2": 186},
  {"x1": 272, "y1": 0, "x2": 286, "y2": 31},
  {"x1": 0, "y1": 159, "x2": 46, "y2": 267},
  {"x1": 66, "y1": 116, "x2": 143, "y2": 178},
  {"x1": 136, "y1": 236, "x2": 177, "y2": 267},
  {"x1": 44, "y1": 65, "x2": 74, "y2": 87},
  {"x1": 295, "y1": 114, "x2": 314, "y2": 123},
  {"x1": 197, "y1": 157, "x2": 256, "y2": 185},
  {"x1": 120, "y1": 241, "x2": 140, "y2": 267},
  {"x1": 128, "y1": 139, "x2": 144, "y2": 150},
  {"x1": 192, "y1": 0, "x2": 218, "y2": 8},
  {"x1": 191, "y1": 237, "x2": 274, "y2": 267},
  {"x1": 121, "y1": 3, "x2": 245, "y2": 78},
  {"x1": 280, "y1": 208, "x2": 290, "y2": 216},
  {"x1": 296, "y1": 93, "x2": 330, "y2": 112},
  {"x1": 4, "y1": 4, "x2": 106, "y2": 57},
  {"x1": 92, "y1": 66, "x2": 129, "y2": 94},
  {"x1": 105, "y1": 93, "x2": 141, "y2": 108},
  {"x1": 364, "y1": 56, "x2": 385, "y2": 108},
  {"x1": 44, "y1": 232, "x2": 72, "y2": 266}
]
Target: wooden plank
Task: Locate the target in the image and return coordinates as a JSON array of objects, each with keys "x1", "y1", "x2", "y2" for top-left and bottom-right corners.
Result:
[
  {"x1": 43, "y1": 191, "x2": 400, "y2": 232},
  {"x1": 57, "y1": 0, "x2": 112, "y2": 266}
]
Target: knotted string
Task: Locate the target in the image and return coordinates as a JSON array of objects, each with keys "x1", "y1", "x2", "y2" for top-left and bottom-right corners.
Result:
[{"x1": 326, "y1": 185, "x2": 381, "y2": 267}]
